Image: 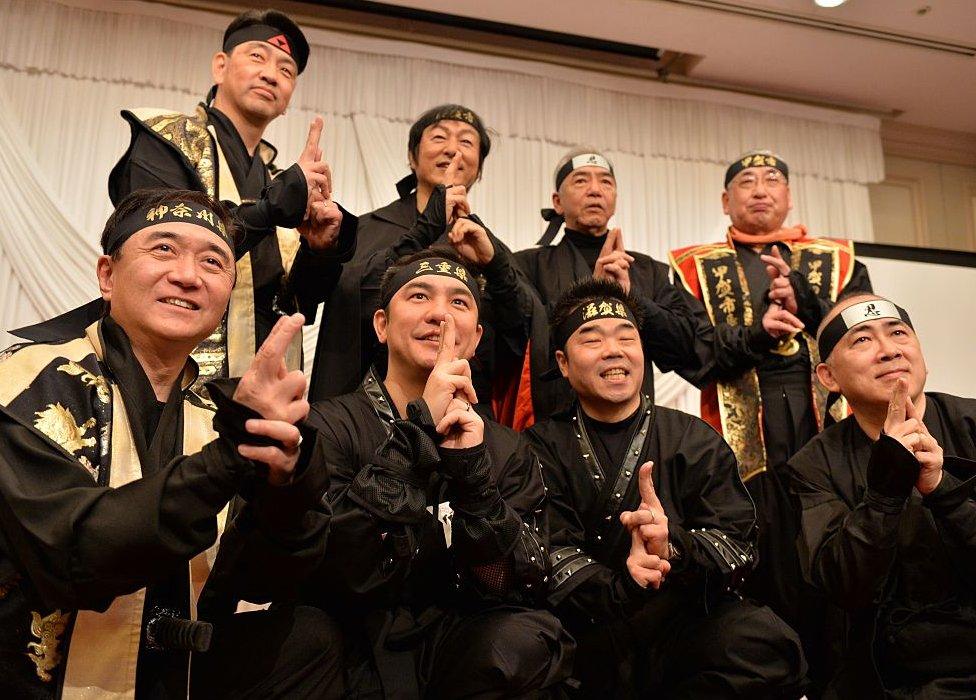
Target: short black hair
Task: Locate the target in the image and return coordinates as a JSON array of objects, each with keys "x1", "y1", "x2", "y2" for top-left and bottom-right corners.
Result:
[
  {"x1": 549, "y1": 278, "x2": 644, "y2": 342},
  {"x1": 379, "y1": 245, "x2": 485, "y2": 310},
  {"x1": 407, "y1": 104, "x2": 492, "y2": 179},
  {"x1": 100, "y1": 188, "x2": 237, "y2": 258}
]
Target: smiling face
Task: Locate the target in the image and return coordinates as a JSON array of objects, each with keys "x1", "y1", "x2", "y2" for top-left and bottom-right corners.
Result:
[
  {"x1": 97, "y1": 222, "x2": 235, "y2": 358},
  {"x1": 722, "y1": 166, "x2": 792, "y2": 235},
  {"x1": 373, "y1": 273, "x2": 482, "y2": 374},
  {"x1": 553, "y1": 166, "x2": 617, "y2": 235},
  {"x1": 556, "y1": 315, "x2": 644, "y2": 409},
  {"x1": 816, "y1": 308, "x2": 927, "y2": 411},
  {"x1": 212, "y1": 40, "x2": 297, "y2": 126},
  {"x1": 409, "y1": 119, "x2": 481, "y2": 191}
]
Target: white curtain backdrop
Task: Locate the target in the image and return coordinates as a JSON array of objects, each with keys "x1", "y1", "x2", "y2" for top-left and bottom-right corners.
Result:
[{"x1": 0, "y1": 0, "x2": 884, "y2": 413}]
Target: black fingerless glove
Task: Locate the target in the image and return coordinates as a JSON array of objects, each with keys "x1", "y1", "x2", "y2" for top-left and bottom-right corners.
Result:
[
  {"x1": 206, "y1": 378, "x2": 283, "y2": 449},
  {"x1": 867, "y1": 433, "x2": 920, "y2": 501}
]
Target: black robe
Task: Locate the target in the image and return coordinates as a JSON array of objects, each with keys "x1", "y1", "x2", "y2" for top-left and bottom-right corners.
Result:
[
  {"x1": 672, "y1": 242, "x2": 872, "y2": 681},
  {"x1": 109, "y1": 103, "x2": 357, "y2": 375},
  {"x1": 789, "y1": 392, "x2": 976, "y2": 698},
  {"x1": 0, "y1": 319, "x2": 330, "y2": 698},
  {"x1": 302, "y1": 370, "x2": 572, "y2": 697},
  {"x1": 525, "y1": 397, "x2": 805, "y2": 697},
  {"x1": 515, "y1": 230, "x2": 711, "y2": 421},
  {"x1": 309, "y1": 190, "x2": 534, "y2": 416}
]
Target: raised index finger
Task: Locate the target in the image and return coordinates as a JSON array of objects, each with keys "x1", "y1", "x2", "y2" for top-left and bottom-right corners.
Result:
[
  {"x1": 886, "y1": 376, "x2": 909, "y2": 426},
  {"x1": 302, "y1": 116, "x2": 323, "y2": 158},
  {"x1": 253, "y1": 313, "x2": 304, "y2": 375},
  {"x1": 610, "y1": 227, "x2": 625, "y2": 252},
  {"x1": 444, "y1": 151, "x2": 462, "y2": 185},
  {"x1": 637, "y1": 461, "x2": 662, "y2": 510},
  {"x1": 435, "y1": 314, "x2": 457, "y2": 366}
]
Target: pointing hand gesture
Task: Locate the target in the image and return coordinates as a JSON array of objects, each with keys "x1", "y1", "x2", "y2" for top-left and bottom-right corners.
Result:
[
  {"x1": 421, "y1": 314, "x2": 478, "y2": 424},
  {"x1": 233, "y1": 313, "x2": 310, "y2": 485},
  {"x1": 761, "y1": 247, "x2": 797, "y2": 314},
  {"x1": 297, "y1": 116, "x2": 332, "y2": 201},
  {"x1": 883, "y1": 377, "x2": 923, "y2": 455},
  {"x1": 593, "y1": 228, "x2": 633, "y2": 294},
  {"x1": 620, "y1": 462, "x2": 670, "y2": 558},
  {"x1": 443, "y1": 152, "x2": 471, "y2": 225},
  {"x1": 620, "y1": 464, "x2": 671, "y2": 589}
]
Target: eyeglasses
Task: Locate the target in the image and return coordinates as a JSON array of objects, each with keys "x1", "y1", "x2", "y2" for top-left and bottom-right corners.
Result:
[{"x1": 732, "y1": 171, "x2": 787, "y2": 191}]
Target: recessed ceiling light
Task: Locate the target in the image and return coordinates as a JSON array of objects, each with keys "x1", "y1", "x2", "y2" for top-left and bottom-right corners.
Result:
[{"x1": 814, "y1": 0, "x2": 848, "y2": 7}]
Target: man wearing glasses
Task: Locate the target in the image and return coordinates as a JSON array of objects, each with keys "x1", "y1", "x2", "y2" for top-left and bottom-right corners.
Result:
[{"x1": 669, "y1": 151, "x2": 871, "y2": 693}]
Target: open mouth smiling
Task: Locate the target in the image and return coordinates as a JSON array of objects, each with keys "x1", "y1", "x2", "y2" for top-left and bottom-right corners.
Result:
[{"x1": 160, "y1": 297, "x2": 199, "y2": 311}]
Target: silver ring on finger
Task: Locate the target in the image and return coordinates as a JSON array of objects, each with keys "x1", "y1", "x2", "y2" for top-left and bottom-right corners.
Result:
[{"x1": 649, "y1": 509, "x2": 656, "y2": 524}]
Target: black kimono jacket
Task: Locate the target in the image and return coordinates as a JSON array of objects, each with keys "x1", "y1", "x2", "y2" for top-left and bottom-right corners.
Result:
[
  {"x1": 302, "y1": 370, "x2": 551, "y2": 693},
  {"x1": 310, "y1": 190, "x2": 534, "y2": 413},
  {"x1": 109, "y1": 103, "x2": 357, "y2": 379},
  {"x1": 515, "y1": 231, "x2": 711, "y2": 421},
  {"x1": 525, "y1": 396, "x2": 756, "y2": 626},
  {"x1": 0, "y1": 319, "x2": 330, "y2": 698},
  {"x1": 789, "y1": 392, "x2": 976, "y2": 697}
]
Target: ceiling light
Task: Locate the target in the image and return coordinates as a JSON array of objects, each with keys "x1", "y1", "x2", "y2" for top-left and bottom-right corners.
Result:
[{"x1": 814, "y1": 0, "x2": 848, "y2": 7}]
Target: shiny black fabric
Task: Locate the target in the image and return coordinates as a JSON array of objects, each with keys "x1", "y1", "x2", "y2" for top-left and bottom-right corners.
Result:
[
  {"x1": 302, "y1": 382, "x2": 573, "y2": 697},
  {"x1": 526, "y1": 404, "x2": 805, "y2": 697},
  {"x1": 0, "y1": 323, "x2": 332, "y2": 698},
  {"x1": 789, "y1": 392, "x2": 976, "y2": 697},
  {"x1": 309, "y1": 189, "x2": 534, "y2": 413},
  {"x1": 108, "y1": 104, "x2": 357, "y2": 346},
  {"x1": 514, "y1": 230, "x2": 711, "y2": 421}
]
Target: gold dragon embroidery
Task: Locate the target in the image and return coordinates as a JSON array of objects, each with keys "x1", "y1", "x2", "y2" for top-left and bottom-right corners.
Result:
[{"x1": 27, "y1": 610, "x2": 71, "y2": 682}]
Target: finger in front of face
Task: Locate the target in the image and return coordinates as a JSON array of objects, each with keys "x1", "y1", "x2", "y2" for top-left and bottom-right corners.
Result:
[
  {"x1": 435, "y1": 315, "x2": 458, "y2": 365},
  {"x1": 886, "y1": 377, "x2": 909, "y2": 424},
  {"x1": 444, "y1": 151, "x2": 462, "y2": 182}
]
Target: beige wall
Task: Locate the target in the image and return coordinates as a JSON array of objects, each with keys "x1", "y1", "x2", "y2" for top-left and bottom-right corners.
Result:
[{"x1": 870, "y1": 123, "x2": 976, "y2": 252}]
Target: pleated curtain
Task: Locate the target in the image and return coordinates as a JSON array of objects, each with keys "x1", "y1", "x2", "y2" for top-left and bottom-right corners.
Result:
[{"x1": 0, "y1": 0, "x2": 885, "y2": 413}]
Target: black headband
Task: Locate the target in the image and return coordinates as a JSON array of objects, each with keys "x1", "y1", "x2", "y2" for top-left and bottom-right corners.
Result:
[
  {"x1": 817, "y1": 299, "x2": 913, "y2": 361},
  {"x1": 553, "y1": 297, "x2": 638, "y2": 351},
  {"x1": 724, "y1": 152, "x2": 789, "y2": 188},
  {"x1": 104, "y1": 200, "x2": 232, "y2": 254},
  {"x1": 224, "y1": 23, "x2": 309, "y2": 73},
  {"x1": 381, "y1": 257, "x2": 481, "y2": 309}
]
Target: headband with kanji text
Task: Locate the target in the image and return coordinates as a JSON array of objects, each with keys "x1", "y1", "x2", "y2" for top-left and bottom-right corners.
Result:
[
  {"x1": 105, "y1": 201, "x2": 232, "y2": 254},
  {"x1": 724, "y1": 152, "x2": 789, "y2": 188},
  {"x1": 553, "y1": 297, "x2": 639, "y2": 350},
  {"x1": 381, "y1": 257, "x2": 481, "y2": 309}
]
